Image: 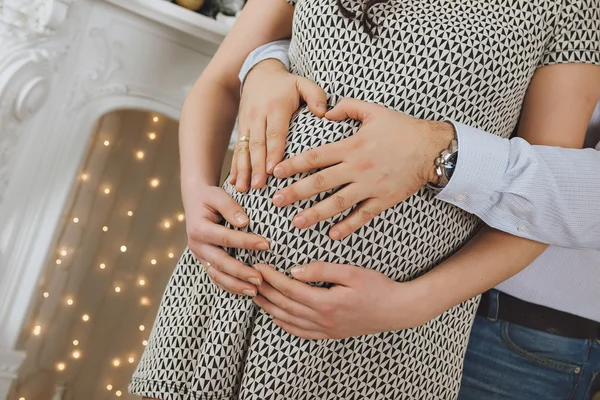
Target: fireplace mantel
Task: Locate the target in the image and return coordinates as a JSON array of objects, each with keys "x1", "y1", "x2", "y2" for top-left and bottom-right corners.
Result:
[
  {"x1": 0, "y1": 1, "x2": 233, "y2": 397},
  {"x1": 104, "y1": 0, "x2": 230, "y2": 44}
]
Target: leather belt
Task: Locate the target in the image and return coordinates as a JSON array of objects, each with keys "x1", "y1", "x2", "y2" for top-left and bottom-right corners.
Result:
[{"x1": 477, "y1": 290, "x2": 600, "y2": 340}]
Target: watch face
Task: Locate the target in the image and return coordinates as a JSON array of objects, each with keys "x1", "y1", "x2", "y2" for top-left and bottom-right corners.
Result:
[{"x1": 446, "y1": 152, "x2": 458, "y2": 179}]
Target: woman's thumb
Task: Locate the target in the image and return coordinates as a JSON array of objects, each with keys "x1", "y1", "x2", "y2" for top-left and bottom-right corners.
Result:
[{"x1": 297, "y1": 77, "x2": 328, "y2": 117}]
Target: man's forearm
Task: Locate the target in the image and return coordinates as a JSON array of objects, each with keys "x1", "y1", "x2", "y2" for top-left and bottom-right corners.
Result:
[
  {"x1": 414, "y1": 227, "x2": 548, "y2": 321},
  {"x1": 437, "y1": 124, "x2": 600, "y2": 250}
]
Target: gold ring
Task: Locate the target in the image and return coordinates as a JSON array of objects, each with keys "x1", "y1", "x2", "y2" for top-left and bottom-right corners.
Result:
[
  {"x1": 238, "y1": 135, "x2": 250, "y2": 143},
  {"x1": 203, "y1": 262, "x2": 212, "y2": 272}
]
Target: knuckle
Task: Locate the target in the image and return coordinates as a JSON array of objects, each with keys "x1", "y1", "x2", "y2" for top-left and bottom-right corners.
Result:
[
  {"x1": 313, "y1": 173, "x2": 327, "y2": 189},
  {"x1": 321, "y1": 319, "x2": 336, "y2": 329},
  {"x1": 287, "y1": 186, "x2": 299, "y2": 201},
  {"x1": 306, "y1": 149, "x2": 320, "y2": 166},
  {"x1": 319, "y1": 303, "x2": 334, "y2": 315},
  {"x1": 348, "y1": 138, "x2": 363, "y2": 151},
  {"x1": 332, "y1": 193, "x2": 347, "y2": 209},
  {"x1": 220, "y1": 234, "x2": 231, "y2": 248},
  {"x1": 265, "y1": 127, "x2": 282, "y2": 140},
  {"x1": 266, "y1": 99, "x2": 281, "y2": 110},
  {"x1": 280, "y1": 286, "x2": 292, "y2": 299},
  {"x1": 188, "y1": 225, "x2": 206, "y2": 243},
  {"x1": 248, "y1": 106, "x2": 261, "y2": 121},
  {"x1": 360, "y1": 207, "x2": 378, "y2": 222},
  {"x1": 283, "y1": 305, "x2": 294, "y2": 316},
  {"x1": 249, "y1": 138, "x2": 265, "y2": 151}
]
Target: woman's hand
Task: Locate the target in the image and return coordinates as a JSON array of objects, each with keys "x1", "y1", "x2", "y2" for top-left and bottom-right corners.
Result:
[
  {"x1": 271, "y1": 98, "x2": 455, "y2": 240},
  {"x1": 252, "y1": 262, "x2": 436, "y2": 340},
  {"x1": 184, "y1": 184, "x2": 270, "y2": 297},
  {"x1": 230, "y1": 59, "x2": 328, "y2": 192}
]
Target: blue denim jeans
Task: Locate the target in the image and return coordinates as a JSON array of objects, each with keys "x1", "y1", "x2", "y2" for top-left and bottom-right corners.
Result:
[{"x1": 459, "y1": 313, "x2": 600, "y2": 400}]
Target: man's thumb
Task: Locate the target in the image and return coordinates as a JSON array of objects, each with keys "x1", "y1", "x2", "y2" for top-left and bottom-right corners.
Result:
[{"x1": 297, "y1": 77, "x2": 328, "y2": 117}]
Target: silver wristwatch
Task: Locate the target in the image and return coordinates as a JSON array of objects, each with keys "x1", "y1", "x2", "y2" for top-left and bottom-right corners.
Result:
[{"x1": 426, "y1": 139, "x2": 458, "y2": 190}]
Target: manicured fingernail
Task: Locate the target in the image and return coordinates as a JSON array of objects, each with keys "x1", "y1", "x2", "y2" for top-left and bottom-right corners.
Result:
[
  {"x1": 266, "y1": 162, "x2": 275, "y2": 173},
  {"x1": 273, "y1": 166, "x2": 283, "y2": 177},
  {"x1": 330, "y1": 230, "x2": 341, "y2": 240},
  {"x1": 273, "y1": 193, "x2": 284, "y2": 206},
  {"x1": 243, "y1": 289, "x2": 256, "y2": 297},
  {"x1": 235, "y1": 212, "x2": 248, "y2": 225},
  {"x1": 258, "y1": 241, "x2": 270, "y2": 250},
  {"x1": 251, "y1": 175, "x2": 260, "y2": 187},
  {"x1": 318, "y1": 103, "x2": 327, "y2": 111},
  {"x1": 252, "y1": 264, "x2": 261, "y2": 272},
  {"x1": 249, "y1": 278, "x2": 261, "y2": 286},
  {"x1": 291, "y1": 266, "x2": 304, "y2": 276},
  {"x1": 294, "y1": 215, "x2": 306, "y2": 228}
]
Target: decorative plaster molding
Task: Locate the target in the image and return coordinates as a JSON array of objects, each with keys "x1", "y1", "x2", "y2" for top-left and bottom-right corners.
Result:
[
  {"x1": 0, "y1": 47, "x2": 68, "y2": 202},
  {"x1": 0, "y1": 0, "x2": 74, "y2": 39},
  {"x1": 0, "y1": 0, "x2": 77, "y2": 202},
  {"x1": 65, "y1": 26, "x2": 129, "y2": 115}
]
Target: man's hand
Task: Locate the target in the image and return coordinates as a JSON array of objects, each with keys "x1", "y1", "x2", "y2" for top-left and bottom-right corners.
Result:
[
  {"x1": 271, "y1": 98, "x2": 455, "y2": 240},
  {"x1": 252, "y1": 262, "x2": 435, "y2": 340},
  {"x1": 231, "y1": 59, "x2": 327, "y2": 192}
]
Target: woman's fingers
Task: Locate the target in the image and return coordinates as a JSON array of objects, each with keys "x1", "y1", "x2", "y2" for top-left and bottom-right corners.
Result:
[
  {"x1": 272, "y1": 164, "x2": 353, "y2": 208},
  {"x1": 296, "y1": 76, "x2": 328, "y2": 118},
  {"x1": 249, "y1": 117, "x2": 268, "y2": 189},
  {"x1": 265, "y1": 109, "x2": 292, "y2": 174},
  {"x1": 235, "y1": 137, "x2": 252, "y2": 192},
  {"x1": 324, "y1": 98, "x2": 376, "y2": 122},
  {"x1": 196, "y1": 245, "x2": 263, "y2": 295},
  {"x1": 208, "y1": 264, "x2": 258, "y2": 297},
  {"x1": 205, "y1": 187, "x2": 251, "y2": 228},
  {"x1": 229, "y1": 146, "x2": 239, "y2": 185}
]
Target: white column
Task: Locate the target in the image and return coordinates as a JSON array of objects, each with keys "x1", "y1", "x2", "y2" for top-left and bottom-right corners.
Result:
[{"x1": 0, "y1": 1, "x2": 78, "y2": 398}]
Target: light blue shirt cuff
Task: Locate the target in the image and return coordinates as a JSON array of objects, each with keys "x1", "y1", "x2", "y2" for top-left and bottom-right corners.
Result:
[
  {"x1": 238, "y1": 40, "x2": 291, "y2": 87},
  {"x1": 435, "y1": 121, "x2": 510, "y2": 205}
]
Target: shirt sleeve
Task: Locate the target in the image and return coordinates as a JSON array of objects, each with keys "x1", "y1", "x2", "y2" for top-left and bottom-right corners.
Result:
[
  {"x1": 238, "y1": 40, "x2": 291, "y2": 87},
  {"x1": 436, "y1": 122, "x2": 600, "y2": 250},
  {"x1": 538, "y1": 0, "x2": 600, "y2": 67}
]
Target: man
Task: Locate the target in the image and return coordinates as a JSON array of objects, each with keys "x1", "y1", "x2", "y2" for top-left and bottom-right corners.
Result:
[{"x1": 234, "y1": 40, "x2": 600, "y2": 399}]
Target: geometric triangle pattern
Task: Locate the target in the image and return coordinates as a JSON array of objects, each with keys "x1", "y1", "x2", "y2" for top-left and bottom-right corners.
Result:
[{"x1": 129, "y1": 0, "x2": 600, "y2": 399}]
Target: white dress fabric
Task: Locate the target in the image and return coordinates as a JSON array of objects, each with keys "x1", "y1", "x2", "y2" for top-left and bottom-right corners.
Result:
[{"x1": 130, "y1": 0, "x2": 600, "y2": 399}]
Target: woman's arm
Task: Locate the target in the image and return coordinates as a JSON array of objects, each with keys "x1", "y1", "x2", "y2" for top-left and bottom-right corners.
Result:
[
  {"x1": 179, "y1": 0, "x2": 295, "y2": 296},
  {"x1": 180, "y1": 0, "x2": 294, "y2": 188},
  {"x1": 415, "y1": 63, "x2": 600, "y2": 318}
]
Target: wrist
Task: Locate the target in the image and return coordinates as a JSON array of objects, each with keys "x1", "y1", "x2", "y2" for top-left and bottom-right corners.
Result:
[
  {"x1": 242, "y1": 58, "x2": 288, "y2": 92},
  {"x1": 423, "y1": 120, "x2": 456, "y2": 185},
  {"x1": 390, "y1": 278, "x2": 441, "y2": 329}
]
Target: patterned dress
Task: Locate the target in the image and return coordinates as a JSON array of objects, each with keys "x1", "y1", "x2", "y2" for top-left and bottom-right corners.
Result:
[{"x1": 130, "y1": 0, "x2": 600, "y2": 399}]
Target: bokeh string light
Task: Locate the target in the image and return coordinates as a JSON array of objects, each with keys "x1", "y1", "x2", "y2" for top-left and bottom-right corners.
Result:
[{"x1": 16, "y1": 111, "x2": 191, "y2": 398}]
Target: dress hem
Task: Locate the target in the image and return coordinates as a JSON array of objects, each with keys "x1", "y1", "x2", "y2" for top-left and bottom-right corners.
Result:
[{"x1": 129, "y1": 378, "x2": 237, "y2": 400}]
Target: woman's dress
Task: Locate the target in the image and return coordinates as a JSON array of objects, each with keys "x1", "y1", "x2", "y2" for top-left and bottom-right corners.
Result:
[{"x1": 130, "y1": 0, "x2": 599, "y2": 398}]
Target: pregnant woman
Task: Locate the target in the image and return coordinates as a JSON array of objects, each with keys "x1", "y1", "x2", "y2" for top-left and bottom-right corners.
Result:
[{"x1": 129, "y1": 0, "x2": 600, "y2": 399}]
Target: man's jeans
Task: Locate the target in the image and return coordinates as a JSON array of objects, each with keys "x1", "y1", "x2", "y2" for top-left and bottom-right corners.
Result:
[{"x1": 459, "y1": 315, "x2": 600, "y2": 400}]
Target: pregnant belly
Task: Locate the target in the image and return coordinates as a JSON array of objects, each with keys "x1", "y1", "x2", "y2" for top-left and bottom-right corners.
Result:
[{"x1": 222, "y1": 107, "x2": 480, "y2": 282}]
